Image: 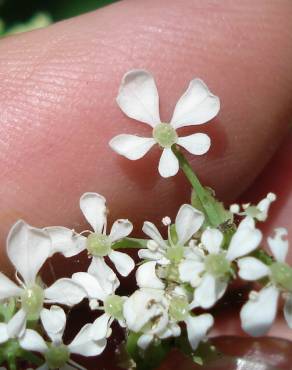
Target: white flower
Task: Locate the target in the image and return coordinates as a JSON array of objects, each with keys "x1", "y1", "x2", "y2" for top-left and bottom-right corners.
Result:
[
  {"x1": 230, "y1": 193, "x2": 276, "y2": 222},
  {"x1": 126, "y1": 263, "x2": 213, "y2": 350},
  {"x1": 19, "y1": 305, "x2": 106, "y2": 370},
  {"x1": 47, "y1": 192, "x2": 135, "y2": 278},
  {"x1": 179, "y1": 217, "x2": 262, "y2": 309},
  {"x1": 72, "y1": 258, "x2": 125, "y2": 344},
  {"x1": 138, "y1": 204, "x2": 204, "y2": 266},
  {"x1": 0, "y1": 221, "x2": 86, "y2": 321},
  {"x1": 109, "y1": 70, "x2": 220, "y2": 178},
  {"x1": 239, "y1": 228, "x2": 291, "y2": 336},
  {"x1": 0, "y1": 309, "x2": 26, "y2": 344}
]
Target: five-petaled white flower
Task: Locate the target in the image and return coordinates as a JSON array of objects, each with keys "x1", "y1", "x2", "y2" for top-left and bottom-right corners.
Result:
[
  {"x1": 19, "y1": 305, "x2": 106, "y2": 370},
  {"x1": 109, "y1": 69, "x2": 220, "y2": 178},
  {"x1": 46, "y1": 192, "x2": 135, "y2": 279},
  {"x1": 0, "y1": 221, "x2": 86, "y2": 322},
  {"x1": 239, "y1": 228, "x2": 292, "y2": 336},
  {"x1": 179, "y1": 217, "x2": 263, "y2": 309}
]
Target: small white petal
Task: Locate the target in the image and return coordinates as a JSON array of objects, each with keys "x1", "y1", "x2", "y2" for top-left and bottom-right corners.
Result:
[
  {"x1": 142, "y1": 222, "x2": 167, "y2": 249},
  {"x1": 68, "y1": 324, "x2": 106, "y2": 356},
  {"x1": 178, "y1": 133, "x2": 211, "y2": 155},
  {"x1": 238, "y1": 257, "x2": 270, "y2": 281},
  {"x1": 194, "y1": 274, "x2": 227, "y2": 309},
  {"x1": 91, "y1": 313, "x2": 111, "y2": 341},
  {"x1": 7, "y1": 220, "x2": 51, "y2": 285},
  {"x1": 0, "y1": 324, "x2": 9, "y2": 344},
  {"x1": 109, "y1": 135, "x2": 155, "y2": 160},
  {"x1": 240, "y1": 285, "x2": 279, "y2": 336},
  {"x1": 170, "y1": 79, "x2": 220, "y2": 129},
  {"x1": 179, "y1": 260, "x2": 205, "y2": 286},
  {"x1": 116, "y1": 69, "x2": 161, "y2": 127},
  {"x1": 226, "y1": 218, "x2": 262, "y2": 261},
  {"x1": 88, "y1": 258, "x2": 120, "y2": 296},
  {"x1": 72, "y1": 272, "x2": 106, "y2": 301},
  {"x1": 267, "y1": 228, "x2": 289, "y2": 263},
  {"x1": 136, "y1": 261, "x2": 164, "y2": 289},
  {"x1": 45, "y1": 226, "x2": 86, "y2": 258},
  {"x1": 158, "y1": 148, "x2": 179, "y2": 178},
  {"x1": 175, "y1": 204, "x2": 204, "y2": 246},
  {"x1": 108, "y1": 250, "x2": 135, "y2": 277},
  {"x1": 19, "y1": 329, "x2": 48, "y2": 353},
  {"x1": 44, "y1": 278, "x2": 86, "y2": 306},
  {"x1": 0, "y1": 272, "x2": 22, "y2": 300},
  {"x1": 284, "y1": 293, "x2": 292, "y2": 329},
  {"x1": 109, "y1": 219, "x2": 133, "y2": 243},
  {"x1": 79, "y1": 192, "x2": 106, "y2": 234},
  {"x1": 137, "y1": 334, "x2": 153, "y2": 350},
  {"x1": 201, "y1": 228, "x2": 223, "y2": 254},
  {"x1": 185, "y1": 314, "x2": 214, "y2": 350},
  {"x1": 138, "y1": 248, "x2": 165, "y2": 262},
  {"x1": 7, "y1": 309, "x2": 26, "y2": 339},
  {"x1": 40, "y1": 306, "x2": 66, "y2": 344}
]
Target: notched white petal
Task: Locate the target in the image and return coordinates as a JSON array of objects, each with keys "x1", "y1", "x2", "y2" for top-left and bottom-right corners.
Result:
[
  {"x1": 109, "y1": 135, "x2": 155, "y2": 160},
  {"x1": 44, "y1": 278, "x2": 86, "y2": 306},
  {"x1": 109, "y1": 219, "x2": 133, "y2": 243},
  {"x1": 108, "y1": 250, "x2": 135, "y2": 277},
  {"x1": 136, "y1": 261, "x2": 164, "y2": 289},
  {"x1": 238, "y1": 257, "x2": 270, "y2": 281},
  {"x1": 158, "y1": 148, "x2": 179, "y2": 178},
  {"x1": 175, "y1": 204, "x2": 204, "y2": 246},
  {"x1": 178, "y1": 133, "x2": 211, "y2": 155},
  {"x1": 80, "y1": 192, "x2": 106, "y2": 234},
  {"x1": 201, "y1": 228, "x2": 223, "y2": 254},
  {"x1": 268, "y1": 228, "x2": 289, "y2": 263},
  {"x1": 185, "y1": 313, "x2": 214, "y2": 350}
]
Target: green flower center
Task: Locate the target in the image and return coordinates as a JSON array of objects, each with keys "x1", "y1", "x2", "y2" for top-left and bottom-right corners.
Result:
[
  {"x1": 270, "y1": 262, "x2": 292, "y2": 291},
  {"x1": 45, "y1": 344, "x2": 70, "y2": 369},
  {"x1": 166, "y1": 245, "x2": 184, "y2": 264},
  {"x1": 169, "y1": 296, "x2": 189, "y2": 321},
  {"x1": 86, "y1": 233, "x2": 112, "y2": 257},
  {"x1": 152, "y1": 123, "x2": 178, "y2": 148},
  {"x1": 104, "y1": 294, "x2": 124, "y2": 320},
  {"x1": 21, "y1": 284, "x2": 44, "y2": 320},
  {"x1": 204, "y1": 254, "x2": 230, "y2": 278}
]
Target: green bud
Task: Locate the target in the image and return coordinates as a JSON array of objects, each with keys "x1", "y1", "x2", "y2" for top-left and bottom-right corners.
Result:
[
  {"x1": 152, "y1": 123, "x2": 178, "y2": 148},
  {"x1": 104, "y1": 294, "x2": 124, "y2": 320},
  {"x1": 169, "y1": 296, "x2": 189, "y2": 321},
  {"x1": 21, "y1": 284, "x2": 44, "y2": 320},
  {"x1": 45, "y1": 344, "x2": 70, "y2": 369},
  {"x1": 270, "y1": 262, "x2": 292, "y2": 291},
  {"x1": 86, "y1": 233, "x2": 112, "y2": 257},
  {"x1": 204, "y1": 254, "x2": 230, "y2": 278}
]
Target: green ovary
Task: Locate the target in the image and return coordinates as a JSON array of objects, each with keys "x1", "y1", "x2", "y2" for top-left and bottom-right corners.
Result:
[
  {"x1": 45, "y1": 344, "x2": 70, "y2": 369},
  {"x1": 104, "y1": 295, "x2": 124, "y2": 320},
  {"x1": 21, "y1": 284, "x2": 44, "y2": 320},
  {"x1": 270, "y1": 262, "x2": 292, "y2": 291},
  {"x1": 86, "y1": 233, "x2": 112, "y2": 257},
  {"x1": 152, "y1": 123, "x2": 178, "y2": 148},
  {"x1": 204, "y1": 254, "x2": 230, "y2": 278},
  {"x1": 169, "y1": 296, "x2": 189, "y2": 321}
]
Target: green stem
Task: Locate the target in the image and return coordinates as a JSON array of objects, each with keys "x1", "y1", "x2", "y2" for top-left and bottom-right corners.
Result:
[{"x1": 112, "y1": 237, "x2": 148, "y2": 250}]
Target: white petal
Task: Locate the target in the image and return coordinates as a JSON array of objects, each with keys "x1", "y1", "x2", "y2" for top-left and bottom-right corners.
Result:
[
  {"x1": 240, "y1": 285, "x2": 279, "y2": 336},
  {"x1": 72, "y1": 272, "x2": 106, "y2": 301},
  {"x1": 19, "y1": 329, "x2": 47, "y2": 353},
  {"x1": 68, "y1": 324, "x2": 106, "y2": 356},
  {"x1": 116, "y1": 69, "x2": 160, "y2": 127},
  {"x1": 45, "y1": 226, "x2": 86, "y2": 258},
  {"x1": 0, "y1": 272, "x2": 22, "y2": 300},
  {"x1": 170, "y1": 79, "x2": 220, "y2": 129},
  {"x1": 158, "y1": 148, "x2": 179, "y2": 178},
  {"x1": 185, "y1": 314, "x2": 214, "y2": 350},
  {"x1": 7, "y1": 309, "x2": 26, "y2": 339},
  {"x1": 91, "y1": 313, "x2": 111, "y2": 341},
  {"x1": 0, "y1": 324, "x2": 8, "y2": 344},
  {"x1": 201, "y1": 228, "x2": 223, "y2": 254},
  {"x1": 44, "y1": 278, "x2": 86, "y2": 306},
  {"x1": 7, "y1": 220, "x2": 51, "y2": 285},
  {"x1": 142, "y1": 222, "x2": 167, "y2": 249},
  {"x1": 226, "y1": 219, "x2": 262, "y2": 261},
  {"x1": 136, "y1": 261, "x2": 164, "y2": 289},
  {"x1": 138, "y1": 248, "x2": 165, "y2": 262},
  {"x1": 178, "y1": 133, "x2": 211, "y2": 155},
  {"x1": 175, "y1": 204, "x2": 204, "y2": 246},
  {"x1": 79, "y1": 192, "x2": 106, "y2": 234},
  {"x1": 238, "y1": 257, "x2": 270, "y2": 281},
  {"x1": 108, "y1": 250, "x2": 135, "y2": 277},
  {"x1": 194, "y1": 274, "x2": 227, "y2": 309},
  {"x1": 40, "y1": 306, "x2": 66, "y2": 343},
  {"x1": 267, "y1": 228, "x2": 289, "y2": 263},
  {"x1": 88, "y1": 257, "x2": 120, "y2": 296},
  {"x1": 109, "y1": 135, "x2": 155, "y2": 160},
  {"x1": 109, "y1": 219, "x2": 133, "y2": 243},
  {"x1": 284, "y1": 293, "x2": 292, "y2": 329},
  {"x1": 178, "y1": 260, "x2": 205, "y2": 286},
  {"x1": 137, "y1": 334, "x2": 153, "y2": 350}
]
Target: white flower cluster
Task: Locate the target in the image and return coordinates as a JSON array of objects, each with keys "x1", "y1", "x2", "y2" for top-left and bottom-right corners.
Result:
[{"x1": 0, "y1": 70, "x2": 290, "y2": 370}]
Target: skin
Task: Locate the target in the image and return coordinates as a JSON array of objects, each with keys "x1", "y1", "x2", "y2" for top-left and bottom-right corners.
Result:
[{"x1": 0, "y1": 0, "x2": 291, "y2": 366}]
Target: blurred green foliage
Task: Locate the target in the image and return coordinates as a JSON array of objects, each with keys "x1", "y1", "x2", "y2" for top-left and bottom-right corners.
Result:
[{"x1": 0, "y1": 0, "x2": 118, "y2": 36}]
